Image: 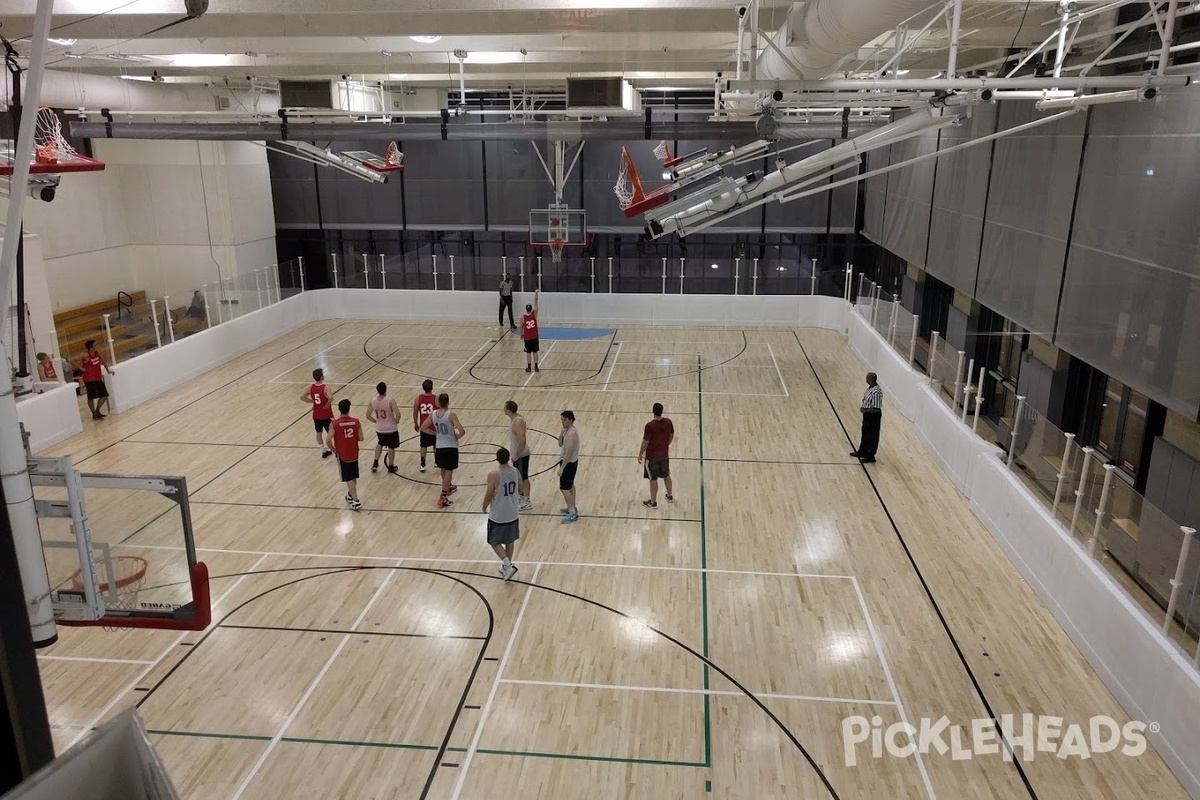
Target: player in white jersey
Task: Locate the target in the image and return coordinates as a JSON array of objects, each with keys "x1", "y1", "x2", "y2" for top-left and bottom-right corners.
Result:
[
  {"x1": 557, "y1": 410, "x2": 580, "y2": 524},
  {"x1": 420, "y1": 392, "x2": 466, "y2": 508},
  {"x1": 482, "y1": 447, "x2": 522, "y2": 581},
  {"x1": 366, "y1": 382, "x2": 401, "y2": 474},
  {"x1": 504, "y1": 400, "x2": 533, "y2": 510}
]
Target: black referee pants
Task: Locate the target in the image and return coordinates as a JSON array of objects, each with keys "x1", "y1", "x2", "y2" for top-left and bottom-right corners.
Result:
[
  {"x1": 499, "y1": 296, "x2": 515, "y2": 327},
  {"x1": 858, "y1": 412, "x2": 881, "y2": 459}
]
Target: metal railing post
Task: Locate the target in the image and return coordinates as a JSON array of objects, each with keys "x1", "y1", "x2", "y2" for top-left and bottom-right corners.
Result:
[
  {"x1": 519, "y1": 256, "x2": 526, "y2": 293},
  {"x1": 888, "y1": 297, "x2": 900, "y2": 345},
  {"x1": 298, "y1": 257, "x2": 307, "y2": 292},
  {"x1": 449, "y1": 255, "x2": 456, "y2": 291},
  {"x1": 810, "y1": 257, "x2": 817, "y2": 295},
  {"x1": 1089, "y1": 464, "x2": 1117, "y2": 558},
  {"x1": 331, "y1": 252, "x2": 340, "y2": 289},
  {"x1": 843, "y1": 263, "x2": 853, "y2": 303},
  {"x1": 928, "y1": 331, "x2": 941, "y2": 385},
  {"x1": 254, "y1": 269, "x2": 264, "y2": 309},
  {"x1": 733, "y1": 258, "x2": 740, "y2": 295},
  {"x1": 908, "y1": 314, "x2": 920, "y2": 366},
  {"x1": 537, "y1": 258, "x2": 543, "y2": 293},
  {"x1": 364, "y1": 257, "x2": 371, "y2": 289},
  {"x1": 148, "y1": 299, "x2": 161, "y2": 349},
  {"x1": 432, "y1": 255, "x2": 439, "y2": 291},
  {"x1": 952, "y1": 350, "x2": 965, "y2": 407},
  {"x1": 607, "y1": 257, "x2": 613, "y2": 293},
  {"x1": 961, "y1": 357, "x2": 974, "y2": 422},
  {"x1": 869, "y1": 286, "x2": 881, "y2": 328},
  {"x1": 590, "y1": 257, "x2": 596, "y2": 293},
  {"x1": 379, "y1": 254, "x2": 387, "y2": 289},
  {"x1": 1162, "y1": 527, "x2": 1196, "y2": 636},
  {"x1": 163, "y1": 296, "x2": 175, "y2": 343},
  {"x1": 679, "y1": 257, "x2": 685, "y2": 294},
  {"x1": 1007, "y1": 395, "x2": 1026, "y2": 466},
  {"x1": 1071, "y1": 448, "x2": 1095, "y2": 538},
  {"x1": 101, "y1": 313, "x2": 117, "y2": 365},
  {"x1": 752, "y1": 258, "x2": 759, "y2": 295},
  {"x1": 1053, "y1": 433, "x2": 1076, "y2": 511},
  {"x1": 973, "y1": 366, "x2": 985, "y2": 433},
  {"x1": 661, "y1": 257, "x2": 667, "y2": 294},
  {"x1": 202, "y1": 285, "x2": 214, "y2": 328}
]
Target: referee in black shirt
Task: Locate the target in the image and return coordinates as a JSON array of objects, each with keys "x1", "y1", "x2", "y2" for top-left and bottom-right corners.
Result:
[
  {"x1": 851, "y1": 372, "x2": 883, "y2": 464},
  {"x1": 499, "y1": 274, "x2": 515, "y2": 330}
]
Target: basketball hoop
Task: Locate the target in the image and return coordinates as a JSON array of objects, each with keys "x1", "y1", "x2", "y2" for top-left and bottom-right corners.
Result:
[
  {"x1": 549, "y1": 239, "x2": 566, "y2": 264},
  {"x1": 615, "y1": 147, "x2": 638, "y2": 210},
  {"x1": 71, "y1": 555, "x2": 149, "y2": 612},
  {"x1": 384, "y1": 140, "x2": 402, "y2": 167},
  {"x1": 653, "y1": 140, "x2": 671, "y2": 162},
  {"x1": 34, "y1": 107, "x2": 77, "y2": 165}
]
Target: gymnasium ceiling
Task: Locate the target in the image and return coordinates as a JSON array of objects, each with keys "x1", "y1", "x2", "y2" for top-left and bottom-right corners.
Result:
[{"x1": 0, "y1": 0, "x2": 1126, "y2": 92}]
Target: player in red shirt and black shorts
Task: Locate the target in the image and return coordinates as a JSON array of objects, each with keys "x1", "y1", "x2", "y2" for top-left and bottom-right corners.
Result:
[
  {"x1": 326, "y1": 398, "x2": 364, "y2": 510},
  {"x1": 79, "y1": 339, "x2": 113, "y2": 420},
  {"x1": 301, "y1": 368, "x2": 334, "y2": 458},
  {"x1": 521, "y1": 290, "x2": 540, "y2": 373},
  {"x1": 413, "y1": 379, "x2": 437, "y2": 472},
  {"x1": 638, "y1": 402, "x2": 675, "y2": 509}
]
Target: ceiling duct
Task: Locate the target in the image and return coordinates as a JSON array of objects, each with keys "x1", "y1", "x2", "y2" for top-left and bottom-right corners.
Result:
[
  {"x1": 756, "y1": 0, "x2": 937, "y2": 80},
  {"x1": 565, "y1": 78, "x2": 642, "y2": 114}
]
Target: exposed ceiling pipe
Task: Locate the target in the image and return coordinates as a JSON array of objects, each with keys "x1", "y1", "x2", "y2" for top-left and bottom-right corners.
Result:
[
  {"x1": 68, "y1": 119, "x2": 884, "y2": 143},
  {"x1": 732, "y1": 74, "x2": 1189, "y2": 91},
  {"x1": 755, "y1": 0, "x2": 942, "y2": 80},
  {"x1": 19, "y1": 69, "x2": 280, "y2": 115}
]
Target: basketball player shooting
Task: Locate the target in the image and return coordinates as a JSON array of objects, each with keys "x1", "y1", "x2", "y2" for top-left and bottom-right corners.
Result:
[{"x1": 522, "y1": 290, "x2": 541, "y2": 373}]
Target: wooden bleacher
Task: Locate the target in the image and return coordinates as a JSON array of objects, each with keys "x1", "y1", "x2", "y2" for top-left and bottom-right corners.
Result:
[{"x1": 52, "y1": 291, "x2": 206, "y2": 364}]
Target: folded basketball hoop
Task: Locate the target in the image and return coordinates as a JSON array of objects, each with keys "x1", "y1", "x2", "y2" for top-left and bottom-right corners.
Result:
[
  {"x1": 615, "y1": 146, "x2": 671, "y2": 218},
  {"x1": 0, "y1": 107, "x2": 106, "y2": 176}
]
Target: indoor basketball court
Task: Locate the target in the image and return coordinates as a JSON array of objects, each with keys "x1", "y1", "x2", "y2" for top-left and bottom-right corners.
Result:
[{"x1": 29, "y1": 318, "x2": 1188, "y2": 799}]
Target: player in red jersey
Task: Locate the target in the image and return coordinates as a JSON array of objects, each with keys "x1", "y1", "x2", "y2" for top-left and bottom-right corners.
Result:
[
  {"x1": 301, "y1": 368, "x2": 334, "y2": 458},
  {"x1": 412, "y1": 378, "x2": 437, "y2": 472},
  {"x1": 522, "y1": 290, "x2": 540, "y2": 373},
  {"x1": 79, "y1": 339, "x2": 113, "y2": 420},
  {"x1": 326, "y1": 398, "x2": 364, "y2": 510}
]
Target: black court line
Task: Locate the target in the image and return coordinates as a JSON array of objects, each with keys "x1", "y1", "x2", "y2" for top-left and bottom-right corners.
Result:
[
  {"x1": 464, "y1": 328, "x2": 616, "y2": 388},
  {"x1": 792, "y1": 330, "x2": 1040, "y2": 800},
  {"x1": 220, "y1": 623, "x2": 487, "y2": 641}
]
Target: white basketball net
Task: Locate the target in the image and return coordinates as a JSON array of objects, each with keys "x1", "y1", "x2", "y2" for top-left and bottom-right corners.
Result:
[
  {"x1": 384, "y1": 141, "x2": 402, "y2": 167},
  {"x1": 614, "y1": 155, "x2": 635, "y2": 210},
  {"x1": 653, "y1": 140, "x2": 669, "y2": 161},
  {"x1": 34, "y1": 107, "x2": 77, "y2": 164},
  {"x1": 549, "y1": 239, "x2": 565, "y2": 264}
]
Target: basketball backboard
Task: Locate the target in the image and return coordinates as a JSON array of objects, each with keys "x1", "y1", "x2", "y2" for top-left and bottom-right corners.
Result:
[
  {"x1": 30, "y1": 457, "x2": 210, "y2": 632},
  {"x1": 528, "y1": 206, "x2": 588, "y2": 245},
  {"x1": 0, "y1": 141, "x2": 105, "y2": 176}
]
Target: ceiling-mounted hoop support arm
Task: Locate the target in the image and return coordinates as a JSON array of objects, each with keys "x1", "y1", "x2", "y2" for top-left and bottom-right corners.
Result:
[
  {"x1": 532, "y1": 140, "x2": 585, "y2": 206},
  {"x1": 872, "y1": 2, "x2": 949, "y2": 79},
  {"x1": 278, "y1": 107, "x2": 289, "y2": 141}
]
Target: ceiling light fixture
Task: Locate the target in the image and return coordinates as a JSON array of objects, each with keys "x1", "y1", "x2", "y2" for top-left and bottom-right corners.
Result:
[
  {"x1": 410, "y1": 35, "x2": 442, "y2": 44},
  {"x1": 48, "y1": 38, "x2": 77, "y2": 46}
]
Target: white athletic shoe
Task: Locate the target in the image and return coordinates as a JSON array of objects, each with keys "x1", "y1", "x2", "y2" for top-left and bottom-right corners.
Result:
[
  {"x1": 519, "y1": 497, "x2": 533, "y2": 511},
  {"x1": 502, "y1": 563, "x2": 518, "y2": 581}
]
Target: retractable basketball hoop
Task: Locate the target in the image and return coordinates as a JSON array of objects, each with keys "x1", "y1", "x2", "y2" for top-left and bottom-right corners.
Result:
[
  {"x1": 529, "y1": 206, "x2": 589, "y2": 264},
  {"x1": 0, "y1": 107, "x2": 106, "y2": 177},
  {"x1": 341, "y1": 141, "x2": 404, "y2": 174},
  {"x1": 615, "y1": 146, "x2": 672, "y2": 218}
]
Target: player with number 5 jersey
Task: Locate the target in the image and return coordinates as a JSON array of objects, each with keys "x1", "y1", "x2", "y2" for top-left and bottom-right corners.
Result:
[
  {"x1": 302, "y1": 368, "x2": 334, "y2": 458},
  {"x1": 413, "y1": 379, "x2": 437, "y2": 473},
  {"x1": 482, "y1": 447, "x2": 522, "y2": 581}
]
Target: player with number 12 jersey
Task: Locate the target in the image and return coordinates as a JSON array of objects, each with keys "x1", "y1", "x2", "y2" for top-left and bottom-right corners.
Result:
[{"x1": 413, "y1": 378, "x2": 438, "y2": 473}]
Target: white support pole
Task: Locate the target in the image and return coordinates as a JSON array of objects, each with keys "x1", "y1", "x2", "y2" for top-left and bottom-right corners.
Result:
[
  {"x1": 679, "y1": 256, "x2": 685, "y2": 294},
  {"x1": 202, "y1": 285, "x2": 214, "y2": 328},
  {"x1": 1088, "y1": 464, "x2": 1117, "y2": 558},
  {"x1": 1054, "y1": 10, "x2": 1071, "y2": 77},
  {"x1": 810, "y1": 257, "x2": 818, "y2": 296},
  {"x1": 449, "y1": 255, "x2": 456, "y2": 292},
  {"x1": 1159, "y1": 0, "x2": 1180, "y2": 75},
  {"x1": 537, "y1": 258, "x2": 543, "y2": 293},
  {"x1": 331, "y1": 252, "x2": 340, "y2": 289},
  {"x1": 101, "y1": 313, "x2": 117, "y2": 367},
  {"x1": 734, "y1": 258, "x2": 741, "y2": 295},
  {"x1": 661, "y1": 257, "x2": 668, "y2": 295},
  {"x1": 254, "y1": 269, "x2": 264, "y2": 309},
  {"x1": 148, "y1": 299, "x2": 162, "y2": 349},
  {"x1": 298, "y1": 257, "x2": 307, "y2": 292},
  {"x1": 973, "y1": 366, "x2": 985, "y2": 433},
  {"x1": 844, "y1": 263, "x2": 853, "y2": 303},
  {"x1": 432, "y1": 255, "x2": 439, "y2": 291},
  {"x1": 961, "y1": 357, "x2": 974, "y2": 422},
  {"x1": 590, "y1": 257, "x2": 596, "y2": 293},
  {"x1": 379, "y1": 255, "x2": 387, "y2": 290},
  {"x1": 1007, "y1": 395, "x2": 1026, "y2": 466},
  {"x1": 501, "y1": 255, "x2": 508, "y2": 285},
  {"x1": 0, "y1": 0, "x2": 57, "y2": 648},
  {"x1": 952, "y1": 350, "x2": 965, "y2": 407},
  {"x1": 908, "y1": 314, "x2": 920, "y2": 366},
  {"x1": 947, "y1": 0, "x2": 963, "y2": 77},
  {"x1": 1071, "y1": 447, "x2": 1096, "y2": 538},
  {"x1": 607, "y1": 257, "x2": 613, "y2": 293},
  {"x1": 364, "y1": 257, "x2": 371, "y2": 290},
  {"x1": 163, "y1": 296, "x2": 175, "y2": 343},
  {"x1": 928, "y1": 331, "x2": 940, "y2": 385},
  {"x1": 214, "y1": 281, "x2": 225, "y2": 324},
  {"x1": 519, "y1": 257, "x2": 526, "y2": 293},
  {"x1": 1162, "y1": 526, "x2": 1195, "y2": 635},
  {"x1": 752, "y1": 258, "x2": 759, "y2": 295},
  {"x1": 888, "y1": 299, "x2": 900, "y2": 346},
  {"x1": 1053, "y1": 433, "x2": 1077, "y2": 511}
]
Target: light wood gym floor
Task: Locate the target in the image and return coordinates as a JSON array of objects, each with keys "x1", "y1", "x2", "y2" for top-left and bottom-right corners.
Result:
[{"x1": 34, "y1": 319, "x2": 1189, "y2": 800}]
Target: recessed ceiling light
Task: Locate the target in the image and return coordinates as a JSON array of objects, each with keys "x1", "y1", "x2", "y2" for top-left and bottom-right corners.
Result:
[
  {"x1": 410, "y1": 35, "x2": 442, "y2": 44},
  {"x1": 49, "y1": 38, "x2": 77, "y2": 46}
]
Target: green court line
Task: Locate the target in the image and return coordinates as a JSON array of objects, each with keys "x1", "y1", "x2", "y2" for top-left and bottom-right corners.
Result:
[
  {"x1": 190, "y1": 498, "x2": 701, "y2": 525},
  {"x1": 145, "y1": 730, "x2": 702, "y2": 767},
  {"x1": 696, "y1": 354, "x2": 712, "y2": 770}
]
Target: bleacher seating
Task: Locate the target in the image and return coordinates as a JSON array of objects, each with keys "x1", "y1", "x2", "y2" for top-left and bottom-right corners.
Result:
[{"x1": 52, "y1": 291, "x2": 207, "y2": 366}]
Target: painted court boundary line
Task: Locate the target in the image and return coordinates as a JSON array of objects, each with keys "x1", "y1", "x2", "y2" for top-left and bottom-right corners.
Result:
[{"x1": 498, "y1": 678, "x2": 897, "y2": 707}]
